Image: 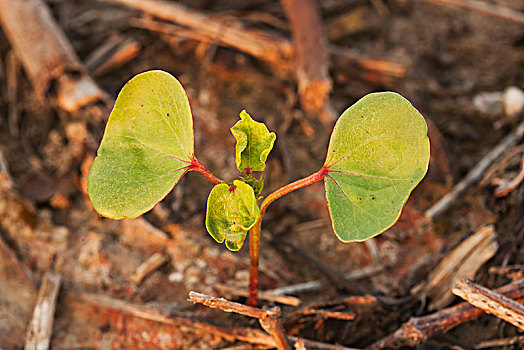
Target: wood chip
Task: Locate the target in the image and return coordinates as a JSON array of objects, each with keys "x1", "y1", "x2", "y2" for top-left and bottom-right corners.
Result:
[
  {"x1": 131, "y1": 252, "x2": 168, "y2": 285},
  {"x1": 25, "y1": 272, "x2": 61, "y2": 350},
  {"x1": 412, "y1": 225, "x2": 498, "y2": 310}
]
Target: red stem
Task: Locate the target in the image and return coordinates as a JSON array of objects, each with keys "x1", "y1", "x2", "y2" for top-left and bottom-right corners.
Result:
[
  {"x1": 190, "y1": 156, "x2": 327, "y2": 307},
  {"x1": 189, "y1": 157, "x2": 223, "y2": 185},
  {"x1": 260, "y1": 167, "x2": 327, "y2": 217},
  {"x1": 247, "y1": 167, "x2": 327, "y2": 306}
]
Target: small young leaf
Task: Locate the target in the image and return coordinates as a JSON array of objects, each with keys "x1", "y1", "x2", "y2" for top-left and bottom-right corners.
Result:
[
  {"x1": 205, "y1": 180, "x2": 260, "y2": 251},
  {"x1": 87, "y1": 70, "x2": 194, "y2": 219},
  {"x1": 243, "y1": 174, "x2": 264, "y2": 197},
  {"x1": 230, "y1": 110, "x2": 276, "y2": 173},
  {"x1": 324, "y1": 92, "x2": 430, "y2": 242}
]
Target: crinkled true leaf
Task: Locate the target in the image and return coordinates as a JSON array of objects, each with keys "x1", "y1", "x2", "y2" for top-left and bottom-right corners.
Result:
[
  {"x1": 230, "y1": 110, "x2": 276, "y2": 173},
  {"x1": 205, "y1": 180, "x2": 260, "y2": 251},
  {"x1": 324, "y1": 92, "x2": 430, "y2": 242},
  {"x1": 243, "y1": 174, "x2": 264, "y2": 197},
  {"x1": 87, "y1": 70, "x2": 194, "y2": 219}
]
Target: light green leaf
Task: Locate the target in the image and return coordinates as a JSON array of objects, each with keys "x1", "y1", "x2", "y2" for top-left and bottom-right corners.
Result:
[
  {"x1": 230, "y1": 110, "x2": 276, "y2": 173},
  {"x1": 242, "y1": 174, "x2": 264, "y2": 197},
  {"x1": 87, "y1": 70, "x2": 194, "y2": 219},
  {"x1": 205, "y1": 180, "x2": 260, "y2": 251},
  {"x1": 324, "y1": 92, "x2": 430, "y2": 242}
]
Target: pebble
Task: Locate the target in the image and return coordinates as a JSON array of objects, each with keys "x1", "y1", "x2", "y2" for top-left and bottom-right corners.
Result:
[
  {"x1": 473, "y1": 91, "x2": 503, "y2": 116},
  {"x1": 473, "y1": 86, "x2": 524, "y2": 117},
  {"x1": 503, "y1": 86, "x2": 524, "y2": 117}
]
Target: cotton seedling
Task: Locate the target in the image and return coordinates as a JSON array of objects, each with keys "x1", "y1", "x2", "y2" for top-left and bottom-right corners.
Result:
[{"x1": 88, "y1": 70, "x2": 430, "y2": 306}]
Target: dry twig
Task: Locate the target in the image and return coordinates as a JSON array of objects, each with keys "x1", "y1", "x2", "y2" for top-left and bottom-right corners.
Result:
[
  {"x1": 70, "y1": 290, "x2": 277, "y2": 348},
  {"x1": 425, "y1": 120, "x2": 524, "y2": 221},
  {"x1": 85, "y1": 35, "x2": 140, "y2": 77},
  {"x1": 492, "y1": 155, "x2": 524, "y2": 197},
  {"x1": 489, "y1": 265, "x2": 524, "y2": 276},
  {"x1": 70, "y1": 288, "x2": 370, "y2": 349},
  {"x1": 189, "y1": 291, "x2": 290, "y2": 350},
  {"x1": 131, "y1": 252, "x2": 168, "y2": 285},
  {"x1": 280, "y1": 0, "x2": 334, "y2": 121},
  {"x1": 474, "y1": 335, "x2": 524, "y2": 349},
  {"x1": 300, "y1": 309, "x2": 355, "y2": 321},
  {"x1": 108, "y1": 0, "x2": 292, "y2": 68},
  {"x1": 6, "y1": 51, "x2": 19, "y2": 137},
  {"x1": 0, "y1": 0, "x2": 106, "y2": 112},
  {"x1": 109, "y1": 0, "x2": 405, "y2": 86},
  {"x1": 411, "y1": 225, "x2": 498, "y2": 310},
  {"x1": 285, "y1": 295, "x2": 376, "y2": 329},
  {"x1": 367, "y1": 279, "x2": 524, "y2": 349},
  {"x1": 424, "y1": 0, "x2": 524, "y2": 26},
  {"x1": 263, "y1": 265, "x2": 384, "y2": 297},
  {"x1": 270, "y1": 235, "x2": 363, "y2": 294},
  {"x1": 215, "y1": 283, "x2": 302, "y2": 307},
  {"x1": 287, "y1": 336, "x2": 360, "y2": 350},
  {"x1": 453, "y1": 279, "x2": 524, "y2": 330},
  {"x1": 25, "y1": 272, "x2": 61, "y2": 350}
]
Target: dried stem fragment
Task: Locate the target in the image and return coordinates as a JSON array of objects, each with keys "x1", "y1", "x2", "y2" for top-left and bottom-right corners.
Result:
[
  {"x1": 425, "y1": 120, "x2": 524, "y2": 221},
  {"x1": 453, "y1": 279, "x2": 524, "y2": 330},
  {"x1": 368, "y1": 279, "x2": 524, "y2": 349},
  {"x1": 215, "y1": 283, "x2": 302, "y2": 307},
  {"x1": 411, "y1": 225, "x2": 498, "y2": 310},
  {"x1": 189, "y1": 291, "x2": 290, "y2": 350},
  {"x1": 70, "y1": 290, "x2": 277, "y2": 348},
  {"x1": 25, "y1": 272, "x2": 61, "y2": 350},
  {"x1": 131, "y1": 252, "x2": 168, "y2": 285},
  {"x1": 111, "y1": 0, "x2": 405, "y2": 87},
  {"x1": 424, "y1": 0, "x2": 524, "y2": 25},
  {"x1": 492, "y1": 155, "x2": 524, "y2": 197},
  {"x1": 0, "y1": 0, "x2": 106, "y2": 112},
  {"x1": 108, "y1": 0, "x2": 292, "y2": 69},
  {"x1": 280, "y1": 0, "x2": 334, "y2": 121}
]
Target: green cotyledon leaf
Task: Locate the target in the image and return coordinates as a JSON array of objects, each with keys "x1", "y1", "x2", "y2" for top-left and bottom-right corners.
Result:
[
  {"x1": 324, "y1": 92, "x2": 430, "y2": 242},
  {"x1": 205, "y1": 180, "x2": 260, "y2": 251},
  {"x1": 230, "y1": 110, "x2": 276, "y2": 174},
  {"x1": 87, "y1": 70, "x2": 194, "y2": 219}
]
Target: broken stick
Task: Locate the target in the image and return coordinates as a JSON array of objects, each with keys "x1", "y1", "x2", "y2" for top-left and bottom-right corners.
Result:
[
  {"x1": 425, "y1": 120, "x2": 524, "y2": 221},
  {"x1": 411, "y1": 225, "x2": 498, "y2": 310},
  {"x1": 424, "y1": 0, "x2": 524, "y2": 26},
  {"x1": 25, "y1": 272, "x2": 61, "y2": 350},
  {"x1": 0, "y1": 0, "x2": 106, "y2": 112},
  {"x1": 70, "y1": 290, "x2": 276, "y2": 348},
  {"x1": 108, "y1": 0, "x2": 292, "y2": 69},
  {"x1": 189, "y1": 291, "x2": 290, "y2": 350},
  {"x1": 280, "y1": 0, "x2": 334, "y2": 121},
  {"x1": 131, "y1": 252, "x2": 168, "y2": 285},
  {"x1": 453, "y1": 279, "x2": 524, "y2": 330},
  {"x1": 492, "y1": 155, "x2": 524, "y2": 197},
  {"x1": 70, "y1": 290, "x2": 351, "y2": 349},
  {"x1": 368, "y1": 278, "x2": 524, "y2": 349},
  {"x1": 110, "y1": 0, "x2": 405, "y2": 87},
  {"x1": 215, "y1": 283, "x2": 302, "y2": 306}
]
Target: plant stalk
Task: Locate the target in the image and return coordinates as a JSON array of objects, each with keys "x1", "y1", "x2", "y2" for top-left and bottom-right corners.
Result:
[
  {"x1": 248, "y1": 219, "x2": 261, "y2": 306},
  {"x1": 190, "y1": 157, "x2": 223, "y2": 185},
  {"x1": 247, "y1": 167, "x2": 326, "y2": 306}
]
